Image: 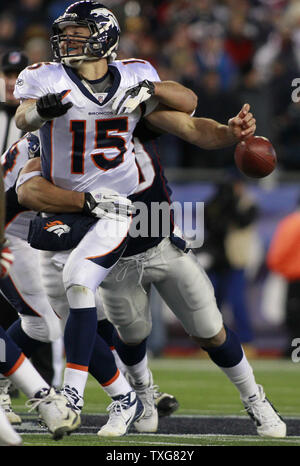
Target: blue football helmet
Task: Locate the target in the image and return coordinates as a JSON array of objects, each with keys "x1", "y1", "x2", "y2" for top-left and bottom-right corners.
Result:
[{"x1": 50, "y1": 1, "x2": 120, "y2": 67}]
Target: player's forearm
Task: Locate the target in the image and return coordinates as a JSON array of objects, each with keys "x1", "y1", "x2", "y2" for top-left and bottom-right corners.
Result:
[
  {"x1": 192, "y1": 118, "x2": 238, "y2": 149},
  {"x1": 153, "y1": 81, "x2": 197, "y2": 115},
  {"x1": 15, "y1": 100, "x2": 46, "y2": 132},
  {"x1": 146, "y1": 110, "x2": 238, "y2": 149},
  {"x1": 18, "y1": 177, "x2": 84, "y2": 213}
]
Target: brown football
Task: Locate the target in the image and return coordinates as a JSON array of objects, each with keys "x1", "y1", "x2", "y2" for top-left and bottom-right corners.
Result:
[{"x1": 234, "y1": 136, "x2": 277, "y2": 178}]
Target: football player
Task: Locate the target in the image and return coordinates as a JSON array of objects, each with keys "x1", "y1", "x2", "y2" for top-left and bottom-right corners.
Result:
[
  {"x1": 0, "y1": 160, "x2": 79, "y2": 445},
  {"x1": 1, "y1": 132, "x2": 165, "y2": 435},
  {"x1": 0, "y1": 133, "x2": 63, "y2": 425},
  {"x1": 13, "y1": 1, "x2": 197, "y2": 435},
  {"x1": 18, "y1": 103, "x2": 286, "y2": 438}
]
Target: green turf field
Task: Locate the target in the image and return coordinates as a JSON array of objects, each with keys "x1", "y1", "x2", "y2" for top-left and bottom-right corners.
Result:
[{"x1": 10, "y1": 358, "x2": 300, "y2": 447}]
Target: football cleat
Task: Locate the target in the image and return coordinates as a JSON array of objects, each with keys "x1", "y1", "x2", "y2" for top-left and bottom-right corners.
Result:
[
  {"x1": 97, "y1": 390, "x2": 145, "y2": 437},
  {"x1": 242, "y1": 385, "x2": 286, "y2": 438},
  {"x1": 154, "y1": 390, "x2": 179, "y2": 418},
  {"x1": 62, "y1": 384, "x2": 84, "y2": 413},
  {"x1": 126, "y1": 369, "x2": 158, "y2": 433},
  {"x1": 26, "y1": 387, "x2": 81, "y2": 440},
  {"x1": 0, "y1": 405, "x2": 22, "y2": 446},
  {"x1": 0, "y1": 378, "x2": 22, "y2": 425}
]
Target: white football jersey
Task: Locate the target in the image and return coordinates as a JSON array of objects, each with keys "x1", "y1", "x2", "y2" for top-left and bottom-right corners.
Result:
[
  {"x1": 1, "y1": 135, "x2": 36, "y2": 239},
  {"x1": 14, "y1": 59, "x2": 160, "y2": 196}
]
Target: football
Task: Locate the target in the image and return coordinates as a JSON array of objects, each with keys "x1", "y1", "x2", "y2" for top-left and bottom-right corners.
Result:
[{"x1": 234, "y1": 136, "x2": 277, "y2": 178}]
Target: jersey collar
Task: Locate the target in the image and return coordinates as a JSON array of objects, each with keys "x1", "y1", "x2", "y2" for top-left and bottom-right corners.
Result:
[{"x1": 62, "y1": 64, "x2": 121, "y2": 107}]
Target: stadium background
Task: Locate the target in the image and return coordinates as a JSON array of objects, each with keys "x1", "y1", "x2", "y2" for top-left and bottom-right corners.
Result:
[{"x1": 1, "y1": 0, "x2": 300, "y2": 359}]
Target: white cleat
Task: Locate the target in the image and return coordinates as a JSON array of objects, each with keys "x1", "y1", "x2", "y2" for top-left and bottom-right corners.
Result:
[
  {"x1": 0, "y1": 405, "x2": 22, "y2": 446},
  {"x1": 26, "y1": 387, "x2": 81, "y2": 440},
  {"x1": 126, "y1": 369, "x2": 158, "y2": 433},
  {"x1": 0, "y1": 378, "x2": 21, "y2": 425},
  {"x1": 242, "y1": 385, "x2": 287, "y2": 438},
  {"x1": 97, "y1": 390, "x2": 145, "y2": 438}
]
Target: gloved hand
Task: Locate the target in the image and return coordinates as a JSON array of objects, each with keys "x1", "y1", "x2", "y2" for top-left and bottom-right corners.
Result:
[
  {"x1": 83, "y1": 188, "x2": 135, "y2": 220},
  {"x1": 36, "y1": 90, "x2": 73, "y2": 120},
  {"x1": 112, "y1": 80, "x2": 155, "y2": 115},
  {"x1": 0, "y1": 241, "x2": 14, "y2": 279}
]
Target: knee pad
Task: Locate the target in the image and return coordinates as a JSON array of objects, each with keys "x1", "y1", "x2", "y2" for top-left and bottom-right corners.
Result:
[
  {"x1": 21, "y1": 315, "x2": 62, "y2": 343},
  {"x1": 116, "y1": 319, "x2": 152, "y2": 345},
  {"x1": 66, "y1": 285, "x2": 95, "y2": 308}
]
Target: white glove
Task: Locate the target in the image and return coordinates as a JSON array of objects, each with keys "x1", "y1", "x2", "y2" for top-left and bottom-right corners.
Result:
[
  {"x1": 83, "y1": 188, "x2": 135, "y2": 220},
  {"x1": 112, "y1": 80, "x2": 155, "y2": 115},
  {"x1": 0, "y1": 241, "x2": 14, "y2": 279}
]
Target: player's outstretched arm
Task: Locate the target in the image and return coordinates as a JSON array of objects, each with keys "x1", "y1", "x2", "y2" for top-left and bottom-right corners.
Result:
[
  {"x1": 145, "y1": 103, "x2": 256, "y2": 149},
  {"x1": 153, "y1": 81, "x2": 198, "y2": 115}
]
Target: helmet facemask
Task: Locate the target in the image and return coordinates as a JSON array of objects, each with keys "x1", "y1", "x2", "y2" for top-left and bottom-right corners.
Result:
[{"x1": 50, "y1": 3, "x2": 120, "y2": 68}]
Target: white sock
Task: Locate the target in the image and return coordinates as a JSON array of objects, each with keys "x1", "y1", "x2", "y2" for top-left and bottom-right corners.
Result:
[
  {"x1": 123, "y1": 355, "x2": 150, "y2": 386},
  {"x1": 219, "y1": 353, "x2": 259, "y2": 401},
  {"x1": 112, "y1": 349, "x2": 126, "y2": 374},
  {"x1": 63, "y1": 367, "x2": 88, "y2": 399},
  {"x1": 7, "y1": 356, "x2": 49, "y2": 398},
  {"x1": 52, "y1": 337, "x2": 64, "y2": 388},
  {"x1": 101, "y1": 369, "x2": 133, "y2": 399}
]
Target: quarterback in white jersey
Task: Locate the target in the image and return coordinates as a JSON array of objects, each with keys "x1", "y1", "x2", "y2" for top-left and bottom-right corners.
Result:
[
  {"x1": 14, "y1": 59, "x2": 159, "y2": 195},
  {"x1": 13, "y1": 0, "x2": 198, "y2": 437}
]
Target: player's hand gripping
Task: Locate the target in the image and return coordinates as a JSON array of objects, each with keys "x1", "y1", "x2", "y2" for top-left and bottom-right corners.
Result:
[
  {"x1": 83, "y1": 188, "x2": 135, "y2": 220},
  {"x1": 228, "y1": 103, "x2": 256, "y2": 141},
  {"x1": 36, "y1": 90, "x2": 73, "y2": 120},
  {"x1": 112, "y1": 80, "x2": 155, "y2": 115},
  {"x1": 0, "y1": 241, "x2": 14, "y2": 279}
]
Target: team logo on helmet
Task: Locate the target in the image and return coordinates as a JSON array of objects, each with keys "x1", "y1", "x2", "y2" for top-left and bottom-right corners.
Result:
[{"x1": 50, "y1": 1, "x2": 120, "y2": 67}]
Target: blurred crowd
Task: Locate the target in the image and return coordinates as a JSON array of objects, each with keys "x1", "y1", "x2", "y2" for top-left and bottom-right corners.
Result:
[{"x1": 1, "y1": 0, "x2": 300, "y2": 169}]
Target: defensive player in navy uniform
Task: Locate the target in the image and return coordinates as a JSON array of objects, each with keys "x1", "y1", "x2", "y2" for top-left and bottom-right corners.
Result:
[
  {"x1": 14, "y1": 1, "x2": 197, "y2": 435},
  {"x1": 17, "y1": 93, "x2": 286, "y2": 438}
]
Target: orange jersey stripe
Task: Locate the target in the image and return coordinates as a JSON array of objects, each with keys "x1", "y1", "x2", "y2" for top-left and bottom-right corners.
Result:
[
  {"x1": 101, "y1": 369, "x2": 120, "y2": 387},
  {"x1": 4, "y1": 353, "x2": 26, "y2": 377}
]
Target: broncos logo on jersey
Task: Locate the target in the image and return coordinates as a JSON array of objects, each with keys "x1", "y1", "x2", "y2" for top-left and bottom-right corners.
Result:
[{"x1": 43, "y1": 220, "x2": 71, "y2": 237}]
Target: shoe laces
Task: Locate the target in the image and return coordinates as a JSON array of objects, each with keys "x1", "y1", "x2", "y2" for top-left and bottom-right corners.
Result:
[
  {"x1": 106, "y1": 393, "x2": 134, "y2": 423},
  {"x1": 62, "y1": 385, "x2": 83, "y2": 411},
  {"x1": 25, "y1": 388, "x2": 53, "y2": 413}
]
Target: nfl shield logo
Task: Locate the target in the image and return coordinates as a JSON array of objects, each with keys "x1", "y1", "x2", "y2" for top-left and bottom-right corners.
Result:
[{"x1": 97, "y1": 93, "x2": 107, "y2": 103}]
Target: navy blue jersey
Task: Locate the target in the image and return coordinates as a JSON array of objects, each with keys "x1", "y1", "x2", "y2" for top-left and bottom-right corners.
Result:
[{"x1": 124, "y1": 122, "x2": 174, "y2": 257}]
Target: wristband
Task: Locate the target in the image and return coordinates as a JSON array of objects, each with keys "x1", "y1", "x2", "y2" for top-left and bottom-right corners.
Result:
[
  {"x1": 16, "y1": 170, "x2": 42, "y2": 192},
  {"x1": 25, "y1": 104, "x2": 49, "y2": 128}
]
